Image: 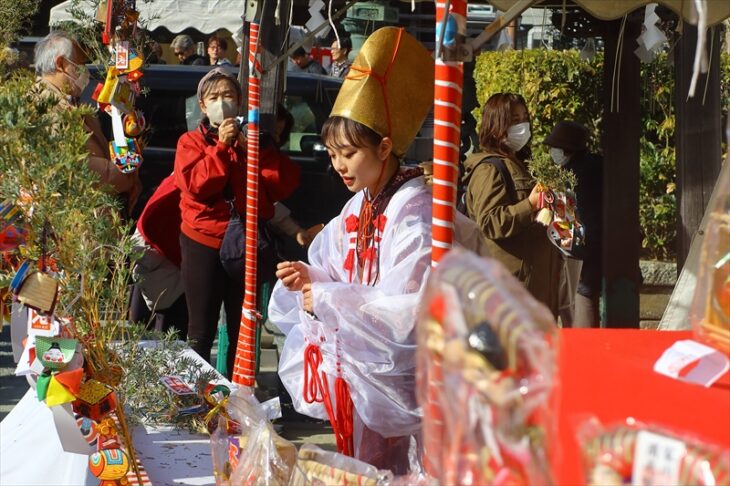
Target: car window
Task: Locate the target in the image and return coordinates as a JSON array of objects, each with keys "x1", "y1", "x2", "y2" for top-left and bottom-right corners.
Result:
[
  {"x1": 185, "y1": 96, "x2": 203, "y2": 132},
  {"x1": 135, "y1": 89, "x2": 191, "y2": 150},
  {"x1": 284, "y1": 95, "x2": 317, "y2": 152},
  {"x1": 283, "y1": 79, "x2": 341, "y2": 155}
]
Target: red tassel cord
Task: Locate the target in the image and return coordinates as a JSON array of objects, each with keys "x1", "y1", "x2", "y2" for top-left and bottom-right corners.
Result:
[{"x1": 302, "y1": 343, "x2": 354, "y2": 456}]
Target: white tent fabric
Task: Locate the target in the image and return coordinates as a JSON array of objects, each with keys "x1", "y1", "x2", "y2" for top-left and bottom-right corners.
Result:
[{"x1": 49, "y1": 0, "x2": 246, "y2": 34}]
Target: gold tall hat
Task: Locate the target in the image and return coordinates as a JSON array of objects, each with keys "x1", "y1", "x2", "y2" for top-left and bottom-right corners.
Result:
[{"x1": 331, "y1": 27, "x2": 434, "y2": 157}]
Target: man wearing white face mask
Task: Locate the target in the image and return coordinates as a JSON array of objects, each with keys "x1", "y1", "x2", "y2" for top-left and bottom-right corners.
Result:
[
  {"x1": 33, "y1": 31, "x2": 141, "y2": 215},
  {"x1": 545, "y1": 121, "x2": 603, "y2": 327}
]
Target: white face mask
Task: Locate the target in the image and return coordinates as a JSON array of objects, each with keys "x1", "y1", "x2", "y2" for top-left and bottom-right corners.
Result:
[
  {"x1": 506, "y1": 122, "x2": 531, "y2": 152},
  {"x1": 63, "y1": 58, "x2": 90, "y2": 94},
  {"x1": 550, "y1": 147, "x2": 569, "y2": 166},
  {"x1": 205, "y1": 99, "x2": 238, "y2": 127}
]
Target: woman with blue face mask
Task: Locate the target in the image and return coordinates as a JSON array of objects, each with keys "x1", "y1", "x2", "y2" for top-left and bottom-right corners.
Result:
[{"x1": 461, "y1": 92, "x2": 562, "y2": 316}]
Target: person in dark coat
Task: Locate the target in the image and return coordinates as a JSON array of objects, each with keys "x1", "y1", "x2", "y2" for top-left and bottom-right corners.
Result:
[
  {"x1": 545, "y1": 121, "x2": 603, "y2": 327},
  {"x1": 171, "y1": 34, "x2": 208, "y2": 66},
  {"x1": 288, "y1": 46, "x2": 326, "y2": 74}
]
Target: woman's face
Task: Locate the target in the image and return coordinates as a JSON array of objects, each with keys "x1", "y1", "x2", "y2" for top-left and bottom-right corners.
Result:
[
  {"x1": 199, "y1": 79, "x2": 239, "y2": 114},
  {"x1": 327, "y1": 139, "x2": 392, "y2": 194},
  {"x1": 510, "y1": 102, "x2": 528, "y2": 125},
  {"x1": 208, "y1": 41, "x2": 222, "y2": 62}
]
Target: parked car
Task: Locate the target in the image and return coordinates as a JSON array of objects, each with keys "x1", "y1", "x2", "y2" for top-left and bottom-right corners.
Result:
[{"x1": 82, "y1": 65, "x2": 351, "y2": 234}]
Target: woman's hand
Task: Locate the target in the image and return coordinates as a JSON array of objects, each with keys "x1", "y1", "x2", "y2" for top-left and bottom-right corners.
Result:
[
  {"x1": 275, "y1": 261, "x2": 311, "y2": 292},
  {"x1": 295, "y1": 229, "x2": 313, "y2": 247},
  {"x1": 528, "y1": 184, "x2": 542, "y2": 211},
  {"x1": 236, "y1": 129, "x2": 247, "y2": 148},
  {"x1": 218, "y1": 118, "x2": 239, "y2": 146},
  {"x1": 302, "y1": 282, "x2": 313, "y2": 313}
]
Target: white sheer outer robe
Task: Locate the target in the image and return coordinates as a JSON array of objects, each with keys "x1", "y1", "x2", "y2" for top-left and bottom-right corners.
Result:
[{"x1": 269, "y1": 176, "x2": 488, "y2": 438}]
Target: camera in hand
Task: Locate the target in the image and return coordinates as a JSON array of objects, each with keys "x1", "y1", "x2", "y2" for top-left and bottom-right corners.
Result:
[{"x1": 235, "y1": 116, "x2": 248, "y2": 135}]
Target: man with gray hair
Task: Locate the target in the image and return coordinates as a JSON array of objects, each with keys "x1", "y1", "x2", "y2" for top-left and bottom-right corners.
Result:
[
  {"x1": 34, "y1": 31, "x2": 141, "y2": 214},
  {"x1": 170, "y1": 34, "x2": 207, "y2": 66}
]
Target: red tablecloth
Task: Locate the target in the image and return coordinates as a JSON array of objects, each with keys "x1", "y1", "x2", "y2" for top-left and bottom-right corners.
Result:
[{"x1": 549, "y1": 329, "x2": 730, "y2": 485}]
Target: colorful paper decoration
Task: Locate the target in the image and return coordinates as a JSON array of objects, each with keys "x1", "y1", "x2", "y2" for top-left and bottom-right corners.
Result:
[
  {"x1": 36, "y1": 372, "x2": 51, "y2": 401},
  {"x1": 54, "y1": 367, "x2": 84, "y2": 396},
  {"x1": 536, "y1": 189, "x2": 585, "y2": 258},
  {"x1": 88, "y1": 448, "x2": 130, "y2": 480},
  {"x1": 9, "y1": 260, "x2": 31, "y2": 293},
  {"x1": 1, "y1": 200, "x2": 25, "y2": 251},
  {"x1": 35, "y1": 336, "x2": 77, "y2": 370},
  {"x1": 16, "y1": 271, "x2": 59, "y2": 313},
  {"x1": 115, "y1": 41, "x2": 129, "y2": 70},
  {"x1": 76, "y1": 415, "x2": 99, "y2": 446},
  {"x1": 15, "y1": 334, "x2": 35, "y2": 376},
  {"x1": 74, "y1": 379, "x2": 117, "y2": 422},
  {"x1": 109, "y1": 138, "x2": 142, "y2": 174},
  {"x1": 109, "y1": 77, "x2": 135, "y2": 114},
  {"x1": 46, "y1": 375, "x2": 77, "y2": 406},
  {"x1": 27, "y1": 308, "x2": 58, "y2": 337},
  {"x1": 122, "y1": 112, "x2": 145, "y2": 138}
]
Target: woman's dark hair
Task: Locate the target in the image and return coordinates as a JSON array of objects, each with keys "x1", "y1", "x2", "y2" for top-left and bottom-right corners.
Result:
[
  {"x1": 207, "y1": 35, "x2": 228, "y2": 50},
  {"x1": 321, "y1": 116, "x2": 383, "y2": 150},
  {"x1": 338, "y1": 37, "x2": 353, "y2": 50},
  {"x1": 478, "y1": 92, "x2": 532, "y2": 162},
  {"x1": 276, "y1": 103, "x2": 294, "y2": 146}
]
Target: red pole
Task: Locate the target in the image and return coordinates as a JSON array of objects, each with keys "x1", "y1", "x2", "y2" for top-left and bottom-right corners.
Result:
[
  {"x1": 424, "y1": 0, "x2": 466, "y2": 478},
  {"x1": 232, "y1": 21, "x2": 261, "y2": 386}
]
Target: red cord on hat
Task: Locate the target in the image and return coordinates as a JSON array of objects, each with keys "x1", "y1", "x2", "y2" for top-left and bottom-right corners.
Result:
[{"x1": 346, "y1": 27, "x2": 405, "y2": 140}]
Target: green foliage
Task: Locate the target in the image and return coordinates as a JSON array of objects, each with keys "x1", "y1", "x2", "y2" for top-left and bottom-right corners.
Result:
[
  {"x1": 473, "y1": 48, "x2": 730, "y2": 261},
  {"x1": 474, "y1": 49, "x2": 604, "y2": 162},
  {"x1": 116, "y1": 325, "x2": 219, "y2": 429},
  {"x1": 53, "y1": 0, "x2": 157, "y2": 76},
  {"x1": 0, "y1": 70, "x2": 134, "y2": 330},
  {"x1": 529, "y1": 152, "x2": 577, "y2": 193},
  {"x1": 0, "y1": 0, "x2": 39, "y2": 44}
]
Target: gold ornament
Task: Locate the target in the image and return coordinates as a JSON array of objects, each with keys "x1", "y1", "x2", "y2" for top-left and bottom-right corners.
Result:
[{"x1": 331, "y1": 27, "x2": 434, "y2": 157}]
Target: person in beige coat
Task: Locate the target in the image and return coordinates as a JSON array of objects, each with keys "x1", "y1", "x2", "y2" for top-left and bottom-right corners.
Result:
[
  {"x1": 462, "y1": 93, "x2": 561, "y2": 316},
  {"x1": 33, "y1": 31, "x2": 141, "y2": 215}
]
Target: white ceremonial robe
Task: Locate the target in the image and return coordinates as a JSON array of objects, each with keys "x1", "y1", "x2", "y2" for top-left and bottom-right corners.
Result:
[{"x1": 269, "y1": 176, "x2": 488, "y2": 449}]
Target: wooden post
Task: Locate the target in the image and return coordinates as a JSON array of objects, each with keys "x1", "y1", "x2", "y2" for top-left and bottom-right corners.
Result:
[
  {"x1": 601, "y1": 18, "x2": 641, "y2": 328},
  {"x1": 674, "y1": 25, "x2": 723, "y2": 272},
  {"x1": 257, "y1": 0, "x2": 291, "y2": 133}
]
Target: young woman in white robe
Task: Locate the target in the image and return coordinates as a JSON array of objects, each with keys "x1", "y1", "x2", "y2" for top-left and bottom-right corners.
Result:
[{"x1": 270, "y1": 116, "x2": 487, "y2": 473}]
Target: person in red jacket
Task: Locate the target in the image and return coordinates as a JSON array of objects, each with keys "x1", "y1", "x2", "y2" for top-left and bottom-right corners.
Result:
[{"x1": 174, "y1": 68, "x2": 300, "y2": 372}]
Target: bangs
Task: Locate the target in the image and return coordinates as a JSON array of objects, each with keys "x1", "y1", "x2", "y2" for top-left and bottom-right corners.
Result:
[{"x1": 321, "y1": 116, "x2": 382, "y2": 150}]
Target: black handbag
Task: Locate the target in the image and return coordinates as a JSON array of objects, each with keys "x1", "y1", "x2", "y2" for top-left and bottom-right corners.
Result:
[{"x1": 219, "y1": 186, "x2": 277, "y2": 284}]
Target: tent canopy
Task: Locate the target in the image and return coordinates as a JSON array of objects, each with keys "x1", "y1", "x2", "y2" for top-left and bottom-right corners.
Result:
[
  {"x1": 488, "y1": 0, "x2": 730, "y2": 26},
  {"x1": 49, "y1": 0, "x2": 246, "y2": 35}
]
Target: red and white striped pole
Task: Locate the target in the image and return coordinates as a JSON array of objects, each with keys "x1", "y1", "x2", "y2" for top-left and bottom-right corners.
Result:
[
  {"x1": 232, "y1": 20, "x2": 261, "y2": 386},
  {"x1": 424, "y1": 0, "x2": 466, "y2": 478}
]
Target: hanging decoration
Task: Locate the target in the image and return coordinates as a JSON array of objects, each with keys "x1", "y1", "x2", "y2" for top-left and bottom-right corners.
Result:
[
  {"x1": 92, "y1": 0, "x2": 146, "y2": 177},
  {"x1": 635, "y1": 3, "x2": 668, "y2": 63}
]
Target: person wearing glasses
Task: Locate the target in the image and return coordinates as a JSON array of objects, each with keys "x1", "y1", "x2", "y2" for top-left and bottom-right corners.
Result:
[
  {"x1": 170, "y1": 35, "x2": 208, "y2": 66},
  {"x1": 207, "y1": 35, "x2": 231, "y2": 66}
]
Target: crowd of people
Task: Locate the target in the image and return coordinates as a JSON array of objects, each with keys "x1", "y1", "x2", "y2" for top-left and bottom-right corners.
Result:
[
  {"x1": 31, "y1": 25, "x2": 605, "y2": 472},
  {"x1": 159, "y1": 32, "x2": 353, "y2": 81}
]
